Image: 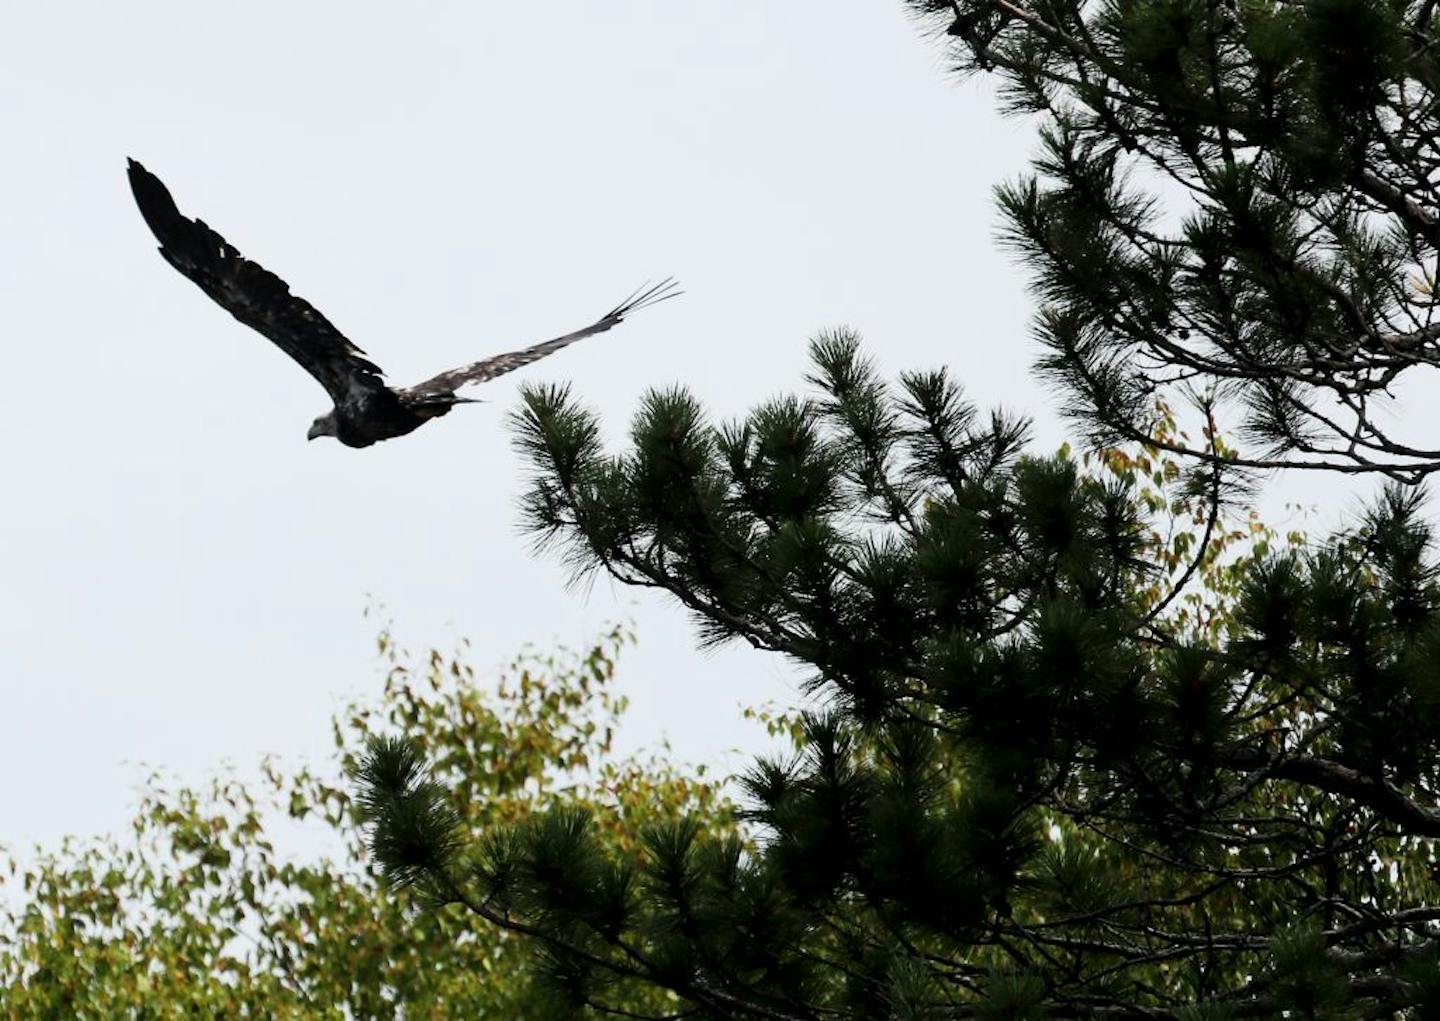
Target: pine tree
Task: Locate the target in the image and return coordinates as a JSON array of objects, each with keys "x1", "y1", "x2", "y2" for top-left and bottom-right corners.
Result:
[
  {"x1": 914, "y1": 0, "x2": 1440, "y2": 481},
  {"x1": 354, "y1": 4, "x2": 1440, "y2": 1016},
  {"x1": 355, "y1": 331, "x2": 1440, "y2": 1016}
]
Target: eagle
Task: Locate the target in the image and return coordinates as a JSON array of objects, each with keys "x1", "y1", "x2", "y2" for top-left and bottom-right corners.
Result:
[{"x1": 126, "y1": 159, "x2": 678, "y2": 448}]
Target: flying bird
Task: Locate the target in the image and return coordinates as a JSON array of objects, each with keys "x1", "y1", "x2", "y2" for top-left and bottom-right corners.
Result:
[{"x1": 126, "y1": 159, "x2": 678, "y2": 447}]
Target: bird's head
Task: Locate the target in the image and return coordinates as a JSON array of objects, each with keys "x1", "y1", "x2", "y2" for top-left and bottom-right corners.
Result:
[{"x1": 307, "y1": 412, "x2": 338, "y2": 442}]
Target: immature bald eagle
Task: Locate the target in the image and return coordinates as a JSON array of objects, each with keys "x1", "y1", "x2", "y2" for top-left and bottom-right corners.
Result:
[{"x1": 127, "y1": 159, "x2": 678, "y2": 448}]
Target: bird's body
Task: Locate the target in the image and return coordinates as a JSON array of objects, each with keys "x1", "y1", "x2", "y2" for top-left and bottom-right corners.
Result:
[
  {"x1": 313, "y1": 390, "x2": 428, "y2": 449},
  {"x1": 126, "y1": 159, "x2": 677, "y2": 447}
]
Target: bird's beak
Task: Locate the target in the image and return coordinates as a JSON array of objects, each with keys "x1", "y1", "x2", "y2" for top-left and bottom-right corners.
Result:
[{"x1": 306, "y1": 426, "x2": 320, "y2": 441}]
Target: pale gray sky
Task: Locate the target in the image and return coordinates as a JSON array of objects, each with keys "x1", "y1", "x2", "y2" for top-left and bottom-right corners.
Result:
[{"x1": 0, "y1": 3, "x2": 1376, "y2": 848}]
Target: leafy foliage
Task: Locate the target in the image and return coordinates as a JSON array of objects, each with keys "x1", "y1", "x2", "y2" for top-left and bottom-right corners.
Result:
[{"x1": 0, "y1": 628, "x2": 725, "y2": 1018}]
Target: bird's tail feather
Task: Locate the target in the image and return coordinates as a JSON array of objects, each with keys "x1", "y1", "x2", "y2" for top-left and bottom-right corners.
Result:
[{"x1": 408, "y1": 392, "x2": 482, "y2": 409}]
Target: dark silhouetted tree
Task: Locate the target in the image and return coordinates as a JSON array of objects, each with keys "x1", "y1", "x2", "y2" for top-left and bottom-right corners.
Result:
[
  {"x1": 914, "y1": 0, "x2": 1440, "y2": 481},
  {"x1": 356, "y1": 4, "x2": 1440, "y2": 1015},
  {"x1": 358, "y1": 331, "x2": 1440, "y2": 1016}
]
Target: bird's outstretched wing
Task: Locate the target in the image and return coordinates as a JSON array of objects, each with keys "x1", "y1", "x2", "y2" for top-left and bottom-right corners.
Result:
[
  {"x1": 127, "y1": 159, "x2": 388, "y2": 405},
  {"x1": 402, "y1": 279, "x2": 681, "y2": 398}
]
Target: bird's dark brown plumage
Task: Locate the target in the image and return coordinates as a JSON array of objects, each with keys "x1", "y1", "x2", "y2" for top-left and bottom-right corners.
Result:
[{"x1": 127, "y1": 159, "x2": 679, "y2": 447}]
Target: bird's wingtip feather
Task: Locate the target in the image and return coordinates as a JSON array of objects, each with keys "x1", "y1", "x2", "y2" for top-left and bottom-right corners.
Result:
[{"x1": 606, "y1": 276, "x2": 682, "y2": 320}]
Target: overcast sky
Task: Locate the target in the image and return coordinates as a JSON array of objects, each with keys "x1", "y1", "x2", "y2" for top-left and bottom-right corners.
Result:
[{"x1": 0, "y1": 3, "x2": 1386, "y2": 849}]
